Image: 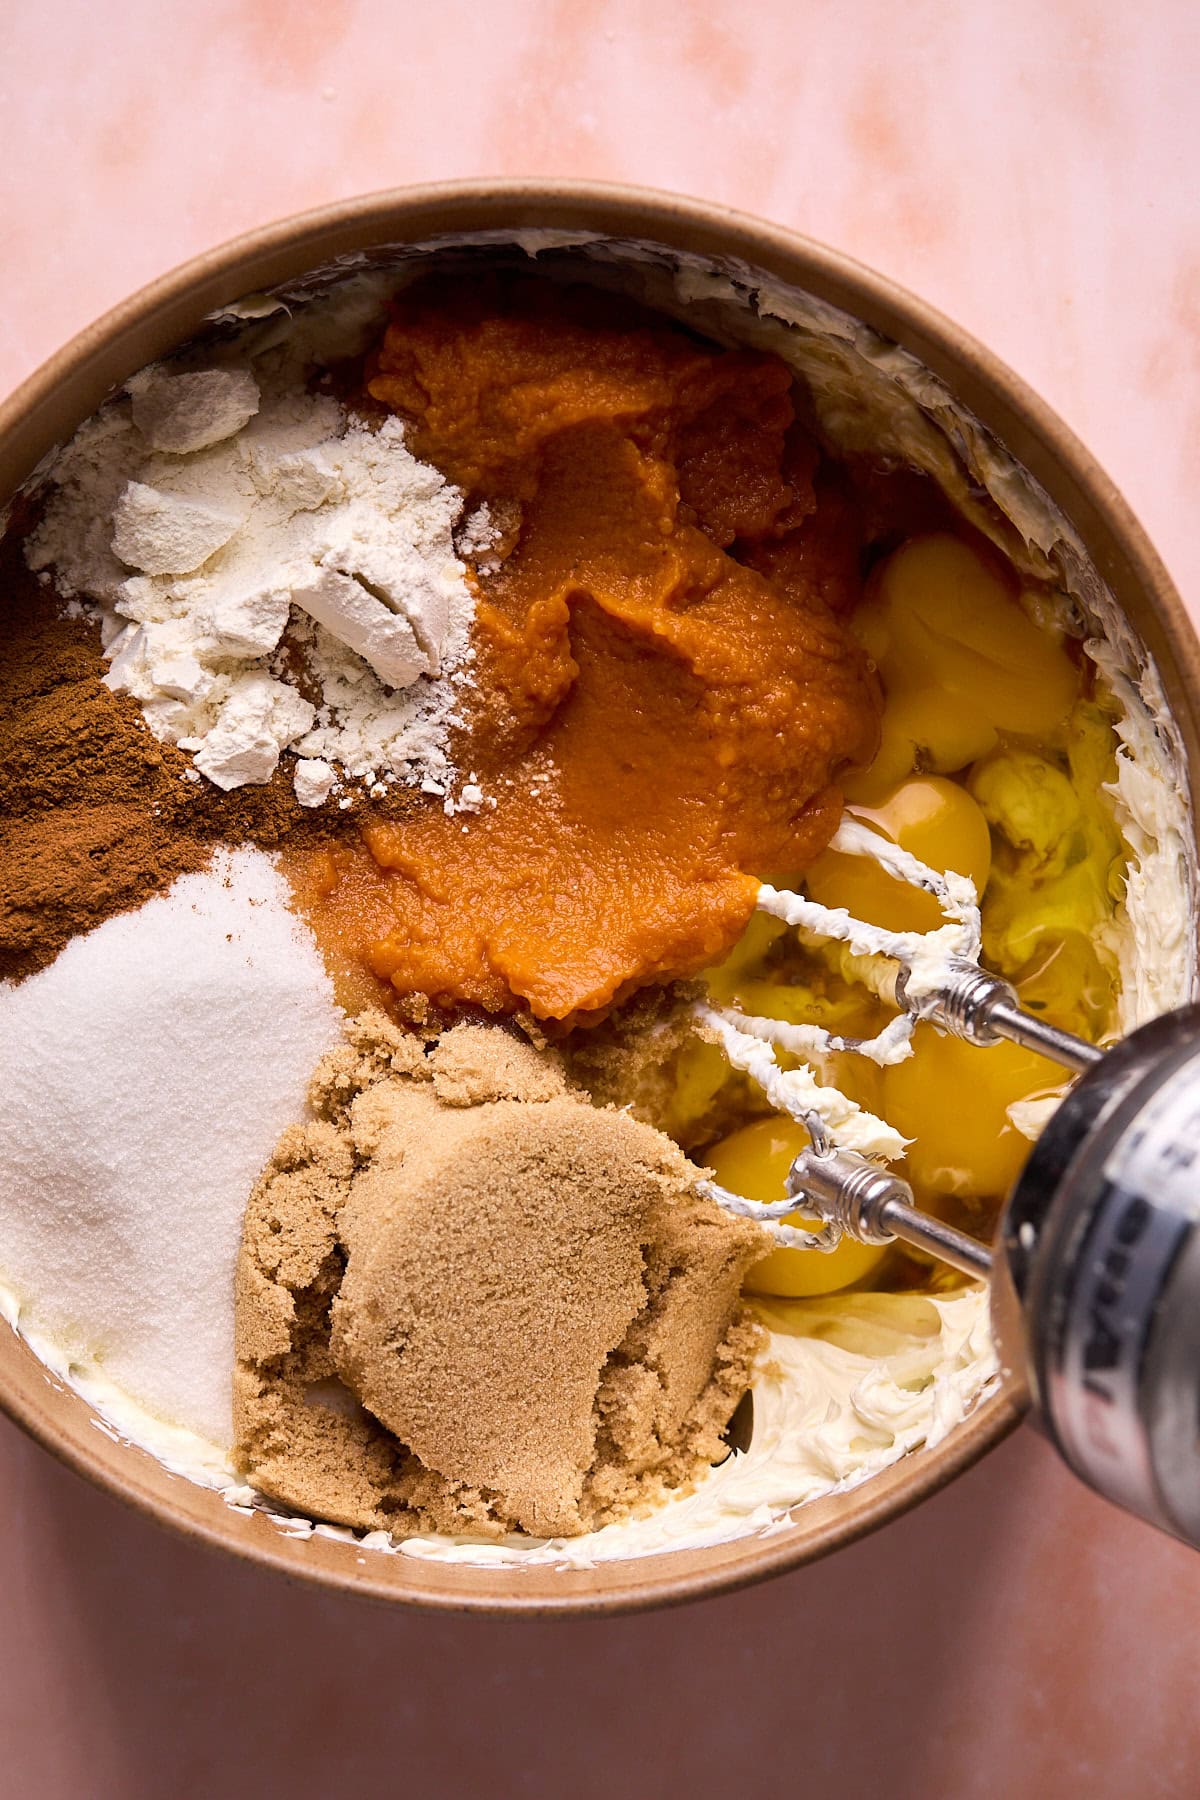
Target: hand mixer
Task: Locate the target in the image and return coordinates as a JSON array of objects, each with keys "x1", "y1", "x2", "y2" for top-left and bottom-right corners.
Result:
[{"x1": 700, "y1": 820, "x2": 1200, "y2": 1550}]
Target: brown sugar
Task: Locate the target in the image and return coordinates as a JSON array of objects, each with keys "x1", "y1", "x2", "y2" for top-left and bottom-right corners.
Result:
[{"x1": 233, "y1": 1013, "x2": 767, "y2": 1539}]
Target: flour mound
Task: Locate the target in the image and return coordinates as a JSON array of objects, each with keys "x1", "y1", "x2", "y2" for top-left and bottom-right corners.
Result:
[{"x1": 27, "y1": 321, "x2": 492, "y2": 801}]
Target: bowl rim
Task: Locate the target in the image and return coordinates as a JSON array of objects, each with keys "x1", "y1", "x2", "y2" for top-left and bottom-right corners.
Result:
[{"x1": 1, "y1": 176, "x2": 1196, "y2": 1615}]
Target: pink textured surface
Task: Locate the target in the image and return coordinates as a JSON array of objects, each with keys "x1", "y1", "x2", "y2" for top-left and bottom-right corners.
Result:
[{"x1": 3, "y1": 2, "x2": 1200, "y2": 1794}]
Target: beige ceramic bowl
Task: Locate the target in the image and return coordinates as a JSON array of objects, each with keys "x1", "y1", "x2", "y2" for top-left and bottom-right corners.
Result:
[{"x1": 1, "y1": 180, "x2": 1197, "y2": 1615}]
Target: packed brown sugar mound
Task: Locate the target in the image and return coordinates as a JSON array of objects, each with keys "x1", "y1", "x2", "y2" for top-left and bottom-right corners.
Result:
[
  {"x1": 293, "y1": 275, "x2": 880, "y2": 1026},
  {"x1": 234, "y1": 1014, "x2": 767, "y2": 1539}
]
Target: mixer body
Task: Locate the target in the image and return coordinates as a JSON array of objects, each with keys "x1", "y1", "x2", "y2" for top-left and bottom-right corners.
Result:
[{"x1": 999, "y1": 1006, "x2": 1200, "y2": 1547}]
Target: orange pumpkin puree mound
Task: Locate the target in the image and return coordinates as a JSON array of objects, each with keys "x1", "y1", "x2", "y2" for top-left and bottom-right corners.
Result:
[{"x1": 301, "y1": 276, "x2": 882, "y2": 1026}]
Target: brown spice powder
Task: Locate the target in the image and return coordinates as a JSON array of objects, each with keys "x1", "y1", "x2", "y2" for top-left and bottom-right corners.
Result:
[{"x1": 0, "y1": 514, "x2": 369, "y2": 982}]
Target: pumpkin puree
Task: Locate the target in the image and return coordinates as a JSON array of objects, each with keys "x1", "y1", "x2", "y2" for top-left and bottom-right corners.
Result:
[{"x1": 295, "y1": 277, "x2": 881, "y2": 1025}]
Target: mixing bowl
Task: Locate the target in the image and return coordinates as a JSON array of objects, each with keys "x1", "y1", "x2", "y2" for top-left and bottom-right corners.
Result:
[{"x1": 1, "y1": 180, "x2": 1196, "y2": 1615}]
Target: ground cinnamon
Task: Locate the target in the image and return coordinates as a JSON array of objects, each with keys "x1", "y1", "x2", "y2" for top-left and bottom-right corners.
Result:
[{"x1": 0, "y1": 508, "x2": 364, "y2": 982}]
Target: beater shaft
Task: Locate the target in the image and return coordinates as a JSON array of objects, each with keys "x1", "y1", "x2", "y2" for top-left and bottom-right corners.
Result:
[
  {"x1": 787, "y1": 1146, "x2": 994, "y2": 1280},
  {"x1": 705, "y1": 844, "x2": 1103, "y2": 1274},
  {"x1": 899, "y1": 960, "x2": 1103, "y2": 1074}
]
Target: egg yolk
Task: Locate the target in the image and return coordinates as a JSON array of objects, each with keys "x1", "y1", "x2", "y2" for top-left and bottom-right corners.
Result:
[
  {"x1": 883, "y1": 1024, "x2": 1064, "y2": 1201},
  {"x1": 663, "y1": 1038, "x2": 733, "y2": 1140},
  {"x1": 805, "y1": 775, "x2": 992, "y2": 934},
  {"x1": 707, "y1": 1117, "x2": 889, "y2": 1297},
  {"x1": 846, "y1": 533, "x2": 1078, "y2": 802},
  {"x1": 702, "y1": 910, "x2": 789, "y2": 1005},
  {"x1": 688, "y1": 531, "x2": 1103, "y2": 1273}
]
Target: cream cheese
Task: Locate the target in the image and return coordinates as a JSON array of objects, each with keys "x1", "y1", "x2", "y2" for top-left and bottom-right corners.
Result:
[
  {"x1": 396, "y1": 1288, "x2": 997, "y2": 1567},
  {"x1": 84, "y1": 1285, "x2": 990, "y2": 1567}
]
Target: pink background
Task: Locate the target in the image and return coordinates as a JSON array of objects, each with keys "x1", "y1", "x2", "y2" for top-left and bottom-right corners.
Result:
[{"x1": 4, "y1": 2, "x2": 1200, "y2": 1794}]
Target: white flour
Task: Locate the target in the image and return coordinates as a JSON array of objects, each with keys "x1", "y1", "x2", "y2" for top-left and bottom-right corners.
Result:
[{"x1": 28, "y1": 335, "x2": 488, "y2": 803}]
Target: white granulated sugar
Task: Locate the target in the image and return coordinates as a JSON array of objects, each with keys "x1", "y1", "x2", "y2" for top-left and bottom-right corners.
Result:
[
  {"x1": 28, "y1": 316, "x2": 484, "y2": 800},
  {"x1": 0, "y1": 849, "x2": 342, "y2": 1448}
]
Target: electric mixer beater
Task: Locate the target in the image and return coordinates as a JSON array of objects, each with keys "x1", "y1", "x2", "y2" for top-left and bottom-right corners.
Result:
[{"x1": 702, "y1": 822, "x2": 1200, "y2": 1549}]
